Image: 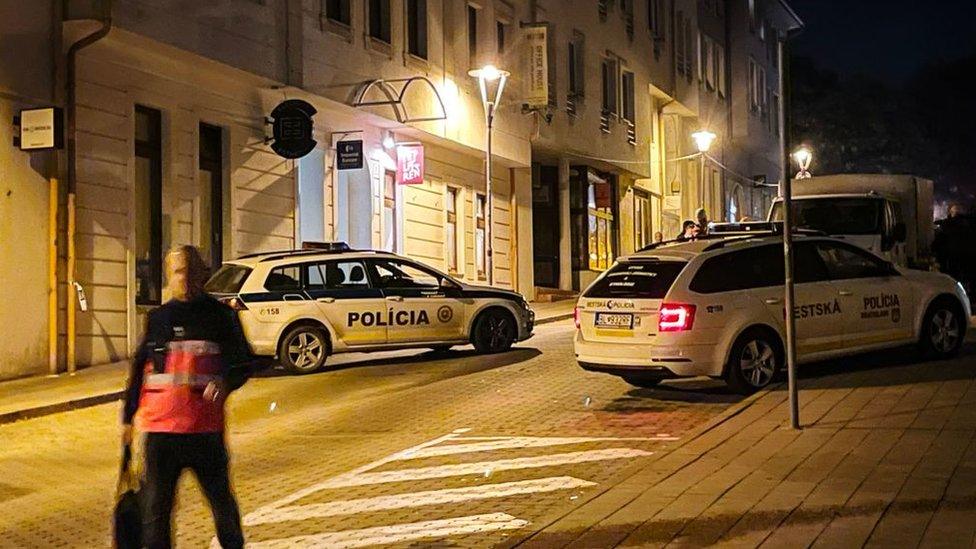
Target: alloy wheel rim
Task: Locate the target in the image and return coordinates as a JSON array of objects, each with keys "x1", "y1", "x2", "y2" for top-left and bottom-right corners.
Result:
[
  {"x1": 740, "y1": 339, "x2": 776, "y2": 387},
  {"x1": 930, "y1": 309, "x2": 959, "y2": 353},
  {"x1": 288, "y1": 332, "x2": 324, "y2": 370},
  {"x1": 485, "y1": 316, "x2": 512, "y2": 350}
]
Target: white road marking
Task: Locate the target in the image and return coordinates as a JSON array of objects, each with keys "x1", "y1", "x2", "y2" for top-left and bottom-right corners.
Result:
[
  {"x1": 244, "y1": 476, "x2": 595, "y2": 526},
  {"x1": 246, "y1": 513, "x2": 529, "y2": 549},
  {"x1": 315, "y1": 448, "x2": 652, "y2": 489},
  {"x1": 398, "y1": 436, "x2": 672, "y2": 459}
]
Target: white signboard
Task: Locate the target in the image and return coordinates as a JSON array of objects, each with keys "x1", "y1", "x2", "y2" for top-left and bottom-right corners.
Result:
[
  {"x1": 19, "y1": 107, "x2": 61, "y2": 150},
  {"x1": 523, "y1": 25, "x2": 549, "y2": 108}
]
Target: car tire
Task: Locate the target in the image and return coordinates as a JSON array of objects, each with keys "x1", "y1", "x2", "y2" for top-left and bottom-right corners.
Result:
[
  {"x1": 279, "y1": 325, "x2": 330, "y2": 375},
  {"x1": 724, "y1": 328, "x2": 780, "y2": 395},
  {"x1": 471, "y1": 308, "x2": 517, "y2": 354},
  {"x1": 622, "y1": 377, "x2": 661, "y2": 388},
  {"x1": 918, "y1": 298, "x2": 965, "y2": 359}
]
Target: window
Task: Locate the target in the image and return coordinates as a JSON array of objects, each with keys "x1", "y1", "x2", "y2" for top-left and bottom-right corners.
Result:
[
  {"x1": 703, "y1": 36, "x2": 716, "y2": 90},
  {"x1": 771, "y1": 91, "x2": 780, "y2": 135},
  {"x1": 648, "y1": 0, "x2": 663, "y2": 36},
  {"x1": 587, "y1": 177, "x2": 615, "y2": 270},
  {"x1": 467, "y1": 5, "x2": 478, "y2": 64},
  {"x1": 623, "y1": 0, "x2": 634, "y2": 39},
  {"x1": 601, "y1": 57, "x2": 618, "y2": 116},
  {"x1": 446, "y1": 187, "x2": 460, "y2": 273},
  {"x1": 496, "y1": 20, "x2": 506, "y2": 53},
  {"x1": 308, "y1": 260, "x2": 371, "y2": 290},
  {"x1": 690, "y1": 243, "x2": 830, "y2": 294},
  {"x1": 369, "y1": 0, "x2": 391, "y2": 43},
  {"x1": 205, "y1": 265, "x2": 252, "y2": 294},
  {"x1": 407, "y1": 0, "x2": 427, "y2": 59},
  {"x1": 373, "y1": 259, "x2": 442, "y2": 289},
  {"x1": 758, "y1": 18, "x2": 766, "y2": 42},
  {"x1": 265, "y1": 265, "x2": 301, "y2": 292},
  {"x1": 815, "y1": 242, "x2": 894, "y2": 280},
  {"x1": 135, "y1": 106, "x2": 162, "y2": 306},
  {"x1": 634, "y1": 192, "x2": 652, "y2": 249},
  {"x1": 716, "y1": 43, "x2": 727, "y2": 96},
  {"x1": 684, "y1": 18, "x2": 693, "y2": 77},
  {"x1": 568, "y1": 31, "x2": 585, "y2": 100},
  {"x1": 697, "y1": 31, "x2": 704, "y2": 82},
  {"x1": 675, "y1": 11, "x2": 685, "y2": 74},
  {"x1": 770, "y1": 198, "x2": 885, "y2": 236},
  {"x1": 621, "y1": 70, "x2": 635, "y2": 123},
  {"x1": 198, "y1": 123, "x2": 224, "y2": 270},
  {"x1": 748, "y1": 59, "x2": 766, "y2": 113},
  {"x1": 382, "y1": 170, "x2": 397, "y2": 252},
  {"x1": 475, "y1": 193, "x2": 487, "y2": 278},
  {"x1": 584, "y1": 260, "x2": 686, "y2": 298},
  {"x1": 748, "y1": 0, "x2": 756, "y2": 31},
  {"x1": 325, "y1": 0, "x2": 351, "y2": 26}
]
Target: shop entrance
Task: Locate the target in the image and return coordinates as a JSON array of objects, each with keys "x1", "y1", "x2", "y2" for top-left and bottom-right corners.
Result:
[{"x1": 531, "y1": 165, "x2": 560, "y2": 288}]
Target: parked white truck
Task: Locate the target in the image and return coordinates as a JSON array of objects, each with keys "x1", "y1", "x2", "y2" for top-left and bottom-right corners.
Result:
[{"x1": 767, "y1": 174, "x2": 934, "y2": 268}]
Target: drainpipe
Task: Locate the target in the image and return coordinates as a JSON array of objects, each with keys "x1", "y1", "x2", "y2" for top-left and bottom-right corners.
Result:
[{"x1": 65, "y1": 14, "x2": 113, "y2": 373}]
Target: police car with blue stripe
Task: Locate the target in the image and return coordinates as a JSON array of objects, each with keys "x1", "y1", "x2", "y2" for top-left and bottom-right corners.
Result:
[{"x1": 205, "y1": 243, "x2": 534, "y2": 374}]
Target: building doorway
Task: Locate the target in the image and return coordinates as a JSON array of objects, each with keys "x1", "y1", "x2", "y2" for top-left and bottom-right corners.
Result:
[
  {"x1": 531, "y1": 164, "x2": 560, "y2": 288},
  {"x1": 198, "y1": 123, "x2": 224, "y2": 269}
]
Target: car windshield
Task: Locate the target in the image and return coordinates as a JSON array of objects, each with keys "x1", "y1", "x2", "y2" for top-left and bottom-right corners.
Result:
[
  {"x1": 584, "y1": 260, "x2": 686, "y2": 299},
  {"x1": 205, "y1": 264, "x2": 252, "y2": 294},
  {"x1": 770, "y1": 197, "x2": 882, "y2": 235}
]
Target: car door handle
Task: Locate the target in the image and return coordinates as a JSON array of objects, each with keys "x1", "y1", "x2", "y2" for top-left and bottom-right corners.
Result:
[
  {"x1": 764, "y1": 298, "x2": 781, "y2": 305},
  {"x1": 838, "y1": 290, "x2": 853, "y2": 296},
  {"x1": 385, "y1": 296, "x2": 404, "y2": 302},
  {"x1": 317, "y1": 297, "x2": 335, "y2": 304},
  {"x1": 283, "y1": 294, "x2": 306, "y2": 302}
]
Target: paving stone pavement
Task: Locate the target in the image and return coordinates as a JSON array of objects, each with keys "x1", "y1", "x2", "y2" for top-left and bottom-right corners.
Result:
[
  {"x1": 514, "y1": 344, "x2": 976, "y2": 549},
  {"x1": 0, "y1": 320, "x2": 738, "y2": 548}
]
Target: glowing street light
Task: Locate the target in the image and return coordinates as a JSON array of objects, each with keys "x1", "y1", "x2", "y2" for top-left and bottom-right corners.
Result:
[
  {"x1": 469, "y1": 64, "x2": 510, "y2": 286},
  {"x1": 792, "y1": 146, "x2": 813, "y2": 179},
  {"x1": 692, "y1": 129, "x2": 717, "y2": 209}
]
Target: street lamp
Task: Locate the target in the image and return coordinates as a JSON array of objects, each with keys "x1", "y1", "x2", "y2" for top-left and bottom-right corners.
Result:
[
  {"x1": 692, "y1": 130, "x2": 717, "y2": 211},
  {"x1": 792, "y1": 146, "x2": 812, "y2": 179},
  {"x1": 469, "y1": 64, "x2": 509, "y2": 286}
]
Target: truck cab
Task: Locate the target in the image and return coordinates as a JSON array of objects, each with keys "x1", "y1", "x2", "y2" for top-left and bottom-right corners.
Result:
[{"x1": 768, "y1": 193, "x2": 908, "y2": 264}]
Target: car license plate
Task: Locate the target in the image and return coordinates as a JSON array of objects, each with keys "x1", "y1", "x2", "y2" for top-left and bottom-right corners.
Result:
[{"x1": 595, "y1": 312, "x2": 633, "y2": 329}]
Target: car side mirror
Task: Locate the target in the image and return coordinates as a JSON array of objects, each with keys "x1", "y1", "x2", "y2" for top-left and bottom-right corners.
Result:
[{"x1": 893, "y1": 222, "x2": 907, "y2": 243}]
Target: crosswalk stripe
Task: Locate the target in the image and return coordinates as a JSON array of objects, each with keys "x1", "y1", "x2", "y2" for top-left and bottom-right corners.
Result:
[
  {"x1": 245, "y1": 513, "x2": 529, "y2": 548},
  {"x1": 398, "y1": 436, "x2": 666, "y2": 459},
  {"x1": 244, "y1": 476, "x2": 595, "y2": 526},
  {"x1": 318, "y1": 448, "x2": 652, "y2": 489}
]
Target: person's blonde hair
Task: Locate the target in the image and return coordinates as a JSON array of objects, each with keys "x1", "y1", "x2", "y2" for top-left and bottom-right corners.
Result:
[{"x1": 165, "y1": 245, "x2": 210, "y2": 301}]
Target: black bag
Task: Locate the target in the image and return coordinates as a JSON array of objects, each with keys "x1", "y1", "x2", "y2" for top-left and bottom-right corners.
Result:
[{"x1": 113, "y1": 444, "x2": 142, "y2": 549}]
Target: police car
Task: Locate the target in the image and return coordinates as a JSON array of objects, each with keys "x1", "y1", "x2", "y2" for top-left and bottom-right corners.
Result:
[
  {"x1": 575, "y1": 233, "x2": 970, "y2": 394},
  {"x1": 205, "y1": 243, "x2": 534, "y2": 374}
]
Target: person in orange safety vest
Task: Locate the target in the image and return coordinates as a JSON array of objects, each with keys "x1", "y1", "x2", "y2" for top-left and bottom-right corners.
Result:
[{"x1": 122, "y1": 245, "x2": 254, "y2": 549}]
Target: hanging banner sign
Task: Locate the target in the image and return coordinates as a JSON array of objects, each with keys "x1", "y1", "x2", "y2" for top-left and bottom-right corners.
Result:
[
  {"x1": 396, "y1": 144, "x2": 425, "y2": 185},
  {"x1": 17, "y1": 107, "x2": 63, "y2": 150},
  {"x1": 336, "y1": 140, "x2": 364, "y2": 170},
  {"x1": 523, "y1": 24, "x2": 549, "y2": 108}
]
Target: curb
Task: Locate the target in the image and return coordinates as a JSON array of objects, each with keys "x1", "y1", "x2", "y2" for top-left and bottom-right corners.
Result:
[
  {"x1": 0, "y1": 390, "x2": 123, "y2": 426},
  {"x1": 534, "y1": 312, "x2": 575, "y2": 325}
]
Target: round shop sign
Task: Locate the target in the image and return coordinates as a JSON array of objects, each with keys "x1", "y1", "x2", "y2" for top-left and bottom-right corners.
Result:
[{"x1": 437, "y1": 306, "x2": 454, "y2": 323}]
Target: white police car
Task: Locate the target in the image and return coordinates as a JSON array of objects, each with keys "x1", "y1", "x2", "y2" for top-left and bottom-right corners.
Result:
[
  {"x1": 575, "y1": 234, "x2": 970, "y2": 394},
  {"x1": 205, "y1": 243, "x2": 534, "y2": 374}
]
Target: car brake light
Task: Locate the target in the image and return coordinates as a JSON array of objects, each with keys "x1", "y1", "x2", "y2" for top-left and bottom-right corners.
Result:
[
  {"x1": 658, "y1": 303, "x2": 696, "y2": 332},
  {"x1": 221, "y1": 296, "x2": 248, "y2": 311},
  {"x1": 573, "y1": 306, "x2": 581, "y2": 329}
]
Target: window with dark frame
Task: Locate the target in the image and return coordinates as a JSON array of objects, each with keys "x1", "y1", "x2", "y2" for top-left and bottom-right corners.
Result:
[
  {"x1": 135, "y1": 106, "x2": 163, "y2": 306},
  {"x1": 407, "y1": 0, "x2": 428, "y2": 59},
  {"x1": 601, "y1": 57, "x2": 618, "y2": 116},
  {"x1": 198, "y1": 123, "x2": 224, "y2": 270},
  {"x1": 467, "y1": 4, "x2": 478, "y2": 64},
  {"x1": 621, "y1": 70, "x2": 635, "y2": 123},
  {"x1": 568, "y1": 31, "x2": 585, "y2": 100},
  {"x1": 325, "y1": 0, "x2": 351, "y2": 26},
  {"x1": 475, "y1": 193, "x2": 487, "y2": 278},
  {"x1": 446, "y1": 187, "x2": 460, "y2": 273},
  {"x1": 496, "y1": 20, "x2": 506, "y2": 53},
  {"x1": 369, "y1": 0, "x2": 392, "y2": 43}
]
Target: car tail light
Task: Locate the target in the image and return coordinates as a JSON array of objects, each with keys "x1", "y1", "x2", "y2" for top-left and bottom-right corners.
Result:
[
  {"x1": 221, "y1": 296, "x2": 248, "y2": 311},
  {"x1": 658, "y1": 303, "x2": 696, "y2": 332},
  {"x1": 573, "y1": 306, "x2": 581, "y2": 329}
]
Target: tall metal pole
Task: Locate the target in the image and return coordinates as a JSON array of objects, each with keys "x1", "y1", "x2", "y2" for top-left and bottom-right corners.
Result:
[
  {"x1": 778, "y1": 38, "x2": 800, "y2": 430},
  {"x1": 485, "y1": 103, "x2": 494, "y2": 286},
  {"x1": 699, "y1": 152, "x2": 706, "y2": 210}
]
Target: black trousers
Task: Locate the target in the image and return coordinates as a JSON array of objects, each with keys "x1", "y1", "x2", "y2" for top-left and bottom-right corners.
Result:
[{"x1": 142, "y1": 432, "x2": 244, "y2": 549}]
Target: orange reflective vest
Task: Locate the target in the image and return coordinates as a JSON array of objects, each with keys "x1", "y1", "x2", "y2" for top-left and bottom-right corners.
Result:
[{"x1": 137, "y1": 340, "x2": 225, "y2": 433}]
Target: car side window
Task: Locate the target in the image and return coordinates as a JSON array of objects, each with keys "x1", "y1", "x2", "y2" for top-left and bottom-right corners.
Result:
[
  {"x1": 816, "y1": 242, "x2": 893, "y2": 280},
  {"x1": 265, "y1": 265, "x2": 301, "y2": 292},
  {"x1": 794, "y1": 242, "x2": 830, "y2": 284},
  {"x1": 690, "y1": 245, "x2": 784, "y2": 293},
  {"x1": 371, "y1": 259, "x2": 442, "y2": 289},
  {"x1": 316, "y1": 260, "x2": 371, "y2": 290}
]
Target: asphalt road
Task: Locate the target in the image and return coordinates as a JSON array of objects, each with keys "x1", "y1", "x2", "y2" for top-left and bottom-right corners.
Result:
[{"x1": 0, "y1": 320, "x2": 744, "y2": 548}]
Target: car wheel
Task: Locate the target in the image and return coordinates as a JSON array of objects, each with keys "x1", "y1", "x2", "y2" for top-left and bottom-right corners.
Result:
[
  {"x1": 725, "y1": 329, "x2": 780, "y2": 395},
  {"x1": 622, "y1": 377, "x2": 661, "y2": 388},
  {"x1": 279, "y1": 325, "x2": 329, "y2": 375},
  {"x1": 471, "y1": 309, "x2": 516, "y2": 354},
  {"x1": 919, "y1": 299, "x2": 964, "y2": 359}
]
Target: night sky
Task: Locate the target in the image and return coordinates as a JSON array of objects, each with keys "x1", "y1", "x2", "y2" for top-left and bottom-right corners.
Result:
[{"x1": 789, "y1": 0, "x2": 976, "y2": 84}]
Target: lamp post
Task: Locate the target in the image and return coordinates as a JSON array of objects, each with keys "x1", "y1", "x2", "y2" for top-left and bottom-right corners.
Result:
[
  {"x1": 692, "y1": 130, "x2": 717, "y2": 212},
  {"x1": 792, "y1": 146, "x2": 813, "y2": 179},
  {"x1": 469, "y1": 64, "x2": 509, "y2": 286}
]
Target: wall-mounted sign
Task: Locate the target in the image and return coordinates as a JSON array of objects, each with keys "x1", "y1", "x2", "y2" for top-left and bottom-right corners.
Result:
[
  {"x1": 336, "y1": 140, "x2": 364, "y2": 170},
  {"x1": 396, "y1": 144, "x2": 425, "y2": 185},
  {"x1": 522, "y1": 24, "x2": 549, "y2": 108},
  {"x1": 17, "y1": 107, "x2": 63, "y2": 150},
  {"x1": 269, "y1": 99, "x2": 317, "y2": 159}
]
